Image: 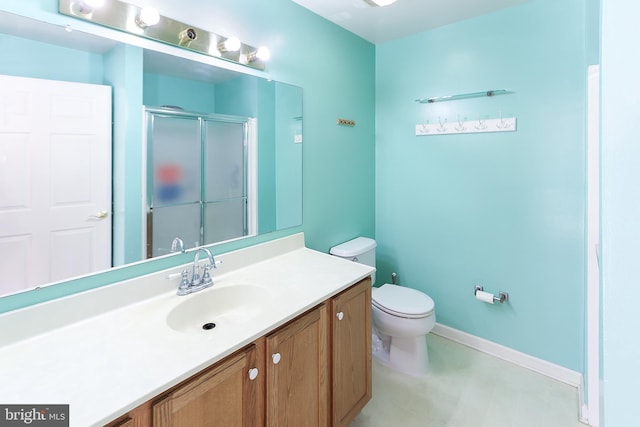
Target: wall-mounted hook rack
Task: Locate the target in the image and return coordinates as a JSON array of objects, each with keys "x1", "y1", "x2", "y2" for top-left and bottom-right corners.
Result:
[{"x1": 416, "y1": 113, "x2": 516, "y2": 136}]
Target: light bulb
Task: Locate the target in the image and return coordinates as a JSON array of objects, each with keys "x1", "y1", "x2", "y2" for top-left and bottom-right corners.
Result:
[
  {"x1": 256, "y1": 47, "x2": 270, "y2": 61},
  {"x1": 137, "y1": 6, "x2": 160, "y2": 28},
  {"x1": 220, "y1": 36, "x2": 241, "y2": 53},
  {"x1": 248, "y1": 46, "x2": 270, "y2": 62}
]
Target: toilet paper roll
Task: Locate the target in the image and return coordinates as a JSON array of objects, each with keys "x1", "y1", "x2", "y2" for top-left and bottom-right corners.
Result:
[{"x1": 476, "y1": 290, "x2": 495, "y2": 304}]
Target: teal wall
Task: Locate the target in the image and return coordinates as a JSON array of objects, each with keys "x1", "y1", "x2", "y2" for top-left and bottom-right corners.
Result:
[
  {"x1": 375, "y1": 0, "x2": 587, "y2": 372},
  {"x1": 600, "y1": 0, "x2": 640, "y2": 425},
  {"x1": 0, "y1": 34, "x2": 103, "y2": 83},
  {"x1": 215, "y1": 75, "x2": 257, "y2": 116},
  {"x1": 143, "y1": 73, "x2": 217, "y2": 112},
  {"x1": 586, "y1": 0, "x2": 601, "y2": 65},
  {"x1": 0, "y1": 0, "x2": 375, "y2": 312},
  {"x1": 275, "y1": 82, "x2": 303, "y2": 229},
  {"x1": 256, "y1": 79, "x2": 278, "y2": 234},
  {"x1": 104, "y1": 44, "x2": 144, "y2": 266}
]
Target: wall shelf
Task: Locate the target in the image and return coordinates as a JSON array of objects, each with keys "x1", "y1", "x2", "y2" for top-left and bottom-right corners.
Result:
[{"x1": 415, "y1": 89, "x2": 512, "y2": 104}]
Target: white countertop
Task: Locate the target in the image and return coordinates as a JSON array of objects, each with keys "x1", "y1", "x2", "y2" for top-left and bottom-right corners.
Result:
[{"x1": 0, "y1": 233, "x2": 374, "y2": 426}]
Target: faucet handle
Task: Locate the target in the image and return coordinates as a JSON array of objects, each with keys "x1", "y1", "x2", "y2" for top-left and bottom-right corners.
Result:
[
  {"x1": 201, "y1": 264, "x2": 213, "y2": 286},
  {"x1": 177, "y1": 269, "x2": 191, "y2": 295}
]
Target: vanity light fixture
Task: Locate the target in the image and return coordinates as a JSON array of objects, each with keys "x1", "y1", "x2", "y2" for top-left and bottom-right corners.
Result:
[
  {"x1": 365, "y1": 0, "x2": 397, "y2": 6},
  {"x1": 135, "y1": 6, "x2": 160, "y2": 28},
  {"x1": 59, "y1": 0, "x2": 271, "y2": 70}
]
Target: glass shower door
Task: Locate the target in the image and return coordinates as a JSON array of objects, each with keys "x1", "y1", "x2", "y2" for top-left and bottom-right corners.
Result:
[
  {"x1": 148, "y1": 114, "x2": 202, "y2": 256},
  {"x1": 203, "y1": 119, "x2": 248, "y2": 243}
]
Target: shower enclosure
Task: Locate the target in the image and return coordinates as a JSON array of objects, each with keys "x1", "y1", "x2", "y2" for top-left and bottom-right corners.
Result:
[{"x1": 145, "y1": 107, "x2": 255, "y2": 257}]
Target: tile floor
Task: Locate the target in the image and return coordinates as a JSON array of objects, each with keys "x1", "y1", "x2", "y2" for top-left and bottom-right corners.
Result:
[{"x1": 350, "y1": 334, "x2": 587, "y2": 427}]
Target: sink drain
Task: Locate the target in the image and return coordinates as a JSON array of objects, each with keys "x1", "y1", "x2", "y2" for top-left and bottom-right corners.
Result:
[{"x1": 202, "y1": 322, "x2": 216, "y2": 330}]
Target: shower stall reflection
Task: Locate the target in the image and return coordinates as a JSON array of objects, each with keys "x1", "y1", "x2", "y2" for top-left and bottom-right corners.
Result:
[{"x1": 145, "y1": 107, "x2": 254, "y2": 257}]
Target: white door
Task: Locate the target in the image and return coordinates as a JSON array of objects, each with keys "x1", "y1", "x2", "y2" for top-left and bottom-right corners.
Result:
[{"x1": 0, "y1": 75, "x2": 112, "y2": 295}]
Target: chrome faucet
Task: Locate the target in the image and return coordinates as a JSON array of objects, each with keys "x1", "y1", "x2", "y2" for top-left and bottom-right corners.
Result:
[
  {"x1": 171, "y1": 237, "x2": 185, "y2": 253},
  {"x1": 177, "y1": 247, "x2": 217, "y2": 296}
]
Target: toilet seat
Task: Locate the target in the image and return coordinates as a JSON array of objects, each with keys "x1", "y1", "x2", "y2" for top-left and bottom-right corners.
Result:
[{"x1": 372, "y1": 284, "x2": 435, "y2": 319}]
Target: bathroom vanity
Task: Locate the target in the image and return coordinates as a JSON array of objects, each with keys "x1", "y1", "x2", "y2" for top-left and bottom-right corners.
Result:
[
  {"x1": 0, "y1": 234, "x2": 373, "y2": 427},
  {"x1": 110, "y1": 277, "x2": 370, "y2": 427}
]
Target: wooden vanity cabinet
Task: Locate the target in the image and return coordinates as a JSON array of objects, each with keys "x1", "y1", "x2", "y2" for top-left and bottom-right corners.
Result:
[
  {"x1": 265, "y1": 304, "x2": 329, "y2": 427},
  {"x1": 330, "y1": 277, "x2": 372, "y2": 427},
  {"x1": 152, "y1": 340, "x2": 264, "y2": 427},
  {"x1": 103, "y1": 277, "x2": 371, "y2": 427}
]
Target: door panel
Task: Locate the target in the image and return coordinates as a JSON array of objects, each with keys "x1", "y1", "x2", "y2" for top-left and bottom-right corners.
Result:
[
  {"x1": 150, "y1": 203, "x2": 202, "y2": 256},
  {"x1": 153, "y1": 345, "x2": 261, "y2": 427},
  {"x1": 266, "y1": 306, "x2": 329, "y2": 427},
  {"x1": 203, "y1": 199, "x2": 246, "y2": 244},
  {"x1": 0, "y1": 75, "x2": 112, "y2": 294},
  {"x1": 332, "y1": 278, "x2": 372, "y2": 427},
  {"x1": 149, "y1": 115, "x2": 201, "y2": 207},
  {"x1": 204, "y1": 120, "x2": 246, "y2": 201}
]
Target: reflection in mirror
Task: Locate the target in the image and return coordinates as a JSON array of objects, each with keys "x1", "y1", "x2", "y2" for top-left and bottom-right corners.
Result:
[
  {"x1": 145, "y1": 108, "x2": 255, "y2": 257},
  {"x1": 0, "y1": 11, "x2": 302, "y2": 299}
]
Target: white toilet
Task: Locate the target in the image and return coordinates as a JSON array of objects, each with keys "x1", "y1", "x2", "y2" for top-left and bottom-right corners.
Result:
[{"x1": 330, "y1": 237, "x2": 436, "y2": 377}]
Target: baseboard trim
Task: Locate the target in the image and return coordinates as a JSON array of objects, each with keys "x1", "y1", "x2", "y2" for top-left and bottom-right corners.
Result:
[
  {"x1": 578, "y1": 374, "x2": 589, "y2": 425},
  {"x1": 431, "y1": 323, "x2": 583, "y2": 388}
]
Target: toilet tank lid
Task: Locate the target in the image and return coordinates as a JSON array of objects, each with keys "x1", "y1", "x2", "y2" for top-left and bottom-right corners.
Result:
[{"x1": 330, "y1": 237, "x2": 376, "y2": 257}]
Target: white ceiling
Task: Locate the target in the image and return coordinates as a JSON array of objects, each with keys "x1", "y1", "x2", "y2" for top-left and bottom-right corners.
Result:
[{"x1": 292, "y1": 0, "x2": 530, "y2": 44}]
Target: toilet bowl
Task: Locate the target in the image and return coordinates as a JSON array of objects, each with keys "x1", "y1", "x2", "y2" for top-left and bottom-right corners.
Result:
[
  {"x1": 372, "y1": 283, "x2": 435, "y2": 377},
  {"x1": 330, "y1": 237, "x2": 437, "y2": 377}
]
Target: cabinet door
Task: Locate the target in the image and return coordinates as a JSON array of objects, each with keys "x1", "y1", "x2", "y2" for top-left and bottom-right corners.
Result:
[
  {"x1": 153, "y1": 343, "x2": 263, "y2": 427},
  {"x1": 331, "y1": 278, "x2": 372, "y2": 427},
  {"x1": 266, "y1": 305, "x2": 329, "y2": 427},
  {"x1": 104, "y1": 417, "x2": 133, "y2": 427},
  {"x1": 103, "y1": 400, "x2": 152, "y2": 427}
]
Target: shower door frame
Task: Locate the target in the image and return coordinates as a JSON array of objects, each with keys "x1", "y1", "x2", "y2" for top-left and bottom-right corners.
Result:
[{"x1": 143, "y1": 107, "x2": 256, "y2": 258}]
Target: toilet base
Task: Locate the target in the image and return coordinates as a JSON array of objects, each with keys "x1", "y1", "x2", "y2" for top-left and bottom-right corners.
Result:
[{"x1": 372, "y1": 330, "x2": 430, "y2": 377}]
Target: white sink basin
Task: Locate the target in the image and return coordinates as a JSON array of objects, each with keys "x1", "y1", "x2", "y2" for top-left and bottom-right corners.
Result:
[{"x1": 166, "y1": 284, "x2": 272, "y2": 333}]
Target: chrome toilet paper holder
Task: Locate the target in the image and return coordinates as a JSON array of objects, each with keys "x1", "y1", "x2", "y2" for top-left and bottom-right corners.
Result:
[{"x1": 474, "y1": 285, "x2": 509, "y2": 303}]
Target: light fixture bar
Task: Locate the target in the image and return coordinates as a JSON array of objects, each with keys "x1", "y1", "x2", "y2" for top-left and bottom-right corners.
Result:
[{"x1": 59, "y1": 0, "x2": 269, "y2": 70}]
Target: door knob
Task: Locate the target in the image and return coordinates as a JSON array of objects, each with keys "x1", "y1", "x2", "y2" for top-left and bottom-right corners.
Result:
[
  {"x1": 88, "y1": 210, "x2": 109, "y2": 220},
  {"x1": 272, "y1": 353, "x2": 281, "y2": 365},
  {"x1": 248, "y1": 367, "x2": 259, "y2": 380},
  {"x1": 337, "y1": 311, "x2": 344, "y2": 321}
]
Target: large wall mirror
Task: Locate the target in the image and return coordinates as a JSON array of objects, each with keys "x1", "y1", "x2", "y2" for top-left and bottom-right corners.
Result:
[{"x1": 0, "y1": 11, "x2": 302, "y2": 299}]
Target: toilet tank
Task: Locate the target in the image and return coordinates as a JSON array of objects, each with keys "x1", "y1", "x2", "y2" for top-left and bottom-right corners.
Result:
[{"x1": 330, "y1": 237, "x2": 376, "y2": 283}]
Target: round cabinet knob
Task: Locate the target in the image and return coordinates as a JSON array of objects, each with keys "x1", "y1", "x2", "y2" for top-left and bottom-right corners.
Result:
[
  {"x1": 272, "y1": 353, "x2": 281, "y2": 365},
  {"x1": 337, "y1": 311, "x2": 344, "y2": 321},
  {"x1": 248, "y1": 367, "x2": 259, "y2": 381}
]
